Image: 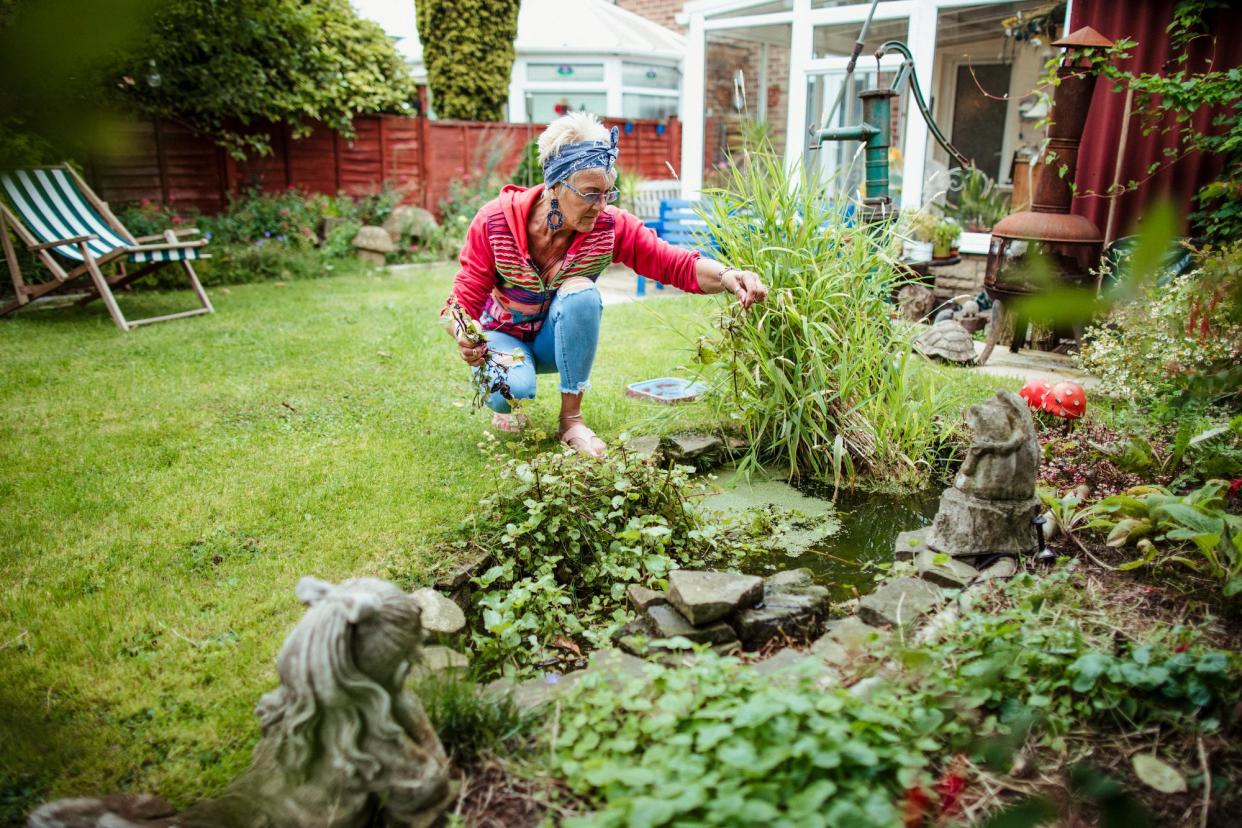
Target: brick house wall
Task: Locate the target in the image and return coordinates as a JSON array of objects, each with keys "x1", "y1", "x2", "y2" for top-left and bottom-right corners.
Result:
[{"x1": 613, "y1": 0, "x2": 685, "y2": 32}]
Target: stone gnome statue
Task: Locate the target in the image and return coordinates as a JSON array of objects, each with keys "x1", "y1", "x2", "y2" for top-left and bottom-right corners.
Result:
[
  {"x1": 29, "y1": 577, "x2": 453, "y2": 828},
  {"x1": 927, "y1": 391, "x2": 1042, "y2": 558}
]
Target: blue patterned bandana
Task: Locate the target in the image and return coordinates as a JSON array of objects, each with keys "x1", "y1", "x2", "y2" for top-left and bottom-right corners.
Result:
[{"x1": 542, "y1": 126, "x2": 619, "y2": 187}]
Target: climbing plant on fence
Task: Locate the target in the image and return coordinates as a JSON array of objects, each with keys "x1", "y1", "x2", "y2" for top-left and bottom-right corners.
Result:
[{"x1": 416, "y1": 0, "x2": 520, "y2": 121}]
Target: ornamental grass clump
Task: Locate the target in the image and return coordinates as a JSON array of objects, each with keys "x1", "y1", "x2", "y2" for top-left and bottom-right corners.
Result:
[{"x1": 694, "y1": 148, "x2": 963, "y2": 489}]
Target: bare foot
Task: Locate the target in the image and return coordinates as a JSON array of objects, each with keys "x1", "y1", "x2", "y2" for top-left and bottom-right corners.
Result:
[{"x1": 559, "y1": 416, "x2": 607, "y2": 458}]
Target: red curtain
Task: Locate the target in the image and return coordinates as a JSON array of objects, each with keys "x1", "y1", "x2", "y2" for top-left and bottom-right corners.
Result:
[{"x1": 1069, "y1": 0, "x2": 1242, "y2": 240}]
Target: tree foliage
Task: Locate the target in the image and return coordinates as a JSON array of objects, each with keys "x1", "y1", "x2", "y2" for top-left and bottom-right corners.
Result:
[
  {"x1": 0, "y1": 0, "x2": 155, "y2": 169},
  {"x1": 112, "y1": 0, "x2": 419, "y2": 157},
  {"x1": 416, "y1": 0, "x2": 520, "y2": 121}
]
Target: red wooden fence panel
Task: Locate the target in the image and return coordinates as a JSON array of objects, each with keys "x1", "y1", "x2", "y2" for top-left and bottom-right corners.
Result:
[{"x1": 89, "y1": 115, "x2": 682, "y2": 218}]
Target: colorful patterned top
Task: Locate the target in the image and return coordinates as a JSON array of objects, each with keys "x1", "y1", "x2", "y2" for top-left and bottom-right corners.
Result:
[{"x1": 447, "y1": 184, "x2": 702, "y2": 341}]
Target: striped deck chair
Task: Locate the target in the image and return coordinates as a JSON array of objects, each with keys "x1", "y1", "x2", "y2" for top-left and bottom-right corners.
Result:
[{"x1": 0, "y1": 164, "x2": 212, "y2": 331}]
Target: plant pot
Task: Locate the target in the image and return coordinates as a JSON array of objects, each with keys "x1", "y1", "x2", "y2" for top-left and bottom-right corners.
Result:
[
  {"x1": 904, "y1": 240, "x2": 933, "y2": 262},
  {"x1": 933, "y1": 243, "x2": 950, "y2": 259}
]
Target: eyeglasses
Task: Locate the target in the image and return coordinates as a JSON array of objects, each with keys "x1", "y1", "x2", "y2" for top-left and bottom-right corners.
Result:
[{"x1": 561, "y1": 181, "x2": 620, "y2": 206}]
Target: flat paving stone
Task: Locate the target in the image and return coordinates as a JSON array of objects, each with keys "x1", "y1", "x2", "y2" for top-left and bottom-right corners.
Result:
[
  {"x1": 662, "y1": 432, "x2": 724, "y2": 465},
  {"x1": 626, "y1": 584, "x2": 668, "y2": 613},
  {"x1": 811, "y1": 616, "x2": 890, "y2": 665},
  {"x1": 745, "y1": 645, "x2": 834, "y2": 685},
  {"x1": 857, "y1": 577, "x2": 945, "y2": 629},
  {"x1": 667, "y1": 569, "x2": 763, "y2": 625},
  {"x1": 915, "y1": 549, "x2": 980, "y2": 589},
  {"x1": 624, "y1": 435, "x2": 661, "y2": 458},
  {"x1": 646, "y1": 603, "x2": 738, "y2": 645},
  {"x1": 733, "y1": 568, "x2": 830, "y2": 650},
  {"x1": 977, "y1": 557, "x2": 1019, "y2": 580},
  {"x1": 408, "y1": 645, "x2": 469, "y2": 681}
]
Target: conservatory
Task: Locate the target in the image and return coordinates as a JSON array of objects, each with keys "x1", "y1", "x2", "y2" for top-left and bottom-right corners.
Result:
[
  {"x1": 676, "y1": 0, "x2": 1064, "y2": 207},
  {"x1": 504, "y1": 0, "x2": 686, "y2": 123}
]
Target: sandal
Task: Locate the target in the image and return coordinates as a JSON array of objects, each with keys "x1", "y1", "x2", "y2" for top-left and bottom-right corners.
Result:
[
  {"x1": 559, "y1": 418, "x2": 607, "y2": 458},
  {"x1": 491, "y1": 411, "x2": 529, "y2": 433}
]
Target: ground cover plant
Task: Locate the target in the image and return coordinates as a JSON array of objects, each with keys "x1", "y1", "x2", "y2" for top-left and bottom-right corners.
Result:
[
  {"x1": 0, "y1": 265, "x2": 720, "y2": 821},
  {"x1": 692, "y1": 147, "x2": 988, "y2": 490},
  {"x1": 449, "y1": 441, "x2": 759, "y2": 679},
  {"x1": 546, "y1": 565, "x2": 1241, "y2": 826}
]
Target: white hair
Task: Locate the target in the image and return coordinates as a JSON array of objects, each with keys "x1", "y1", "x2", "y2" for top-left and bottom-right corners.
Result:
[{"x1": 537, "y1": 111, "x2": 610, "y2": 165}]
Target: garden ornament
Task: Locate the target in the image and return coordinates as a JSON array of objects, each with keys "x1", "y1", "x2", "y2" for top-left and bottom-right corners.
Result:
[
  {"x1": 897, "y1": 283, "x2": 936, "y2": 322},
  {"x1": 1019, "y1": 377, "x2": 1052, "y2": 410},
  {"x1": 28, "y1": 577, "x2": 453, "y2": 828},
  {"x1": 927, "y1": 391, "x2": 1043, "y2": 558},
  {"x1": 1042, "y1": 381, "x2": 1087, "y2": 420},
  {"x1": 913, "y1": 319, "x2": 977, "y2": 364}
]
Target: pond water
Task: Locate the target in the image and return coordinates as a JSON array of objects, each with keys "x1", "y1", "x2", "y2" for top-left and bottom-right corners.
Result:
[{"x1": 701, "y1": 468, "x2": 940, "y2": 602}]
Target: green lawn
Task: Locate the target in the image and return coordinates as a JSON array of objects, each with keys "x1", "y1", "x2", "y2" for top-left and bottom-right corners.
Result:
[{"x1": 0, "y1": 263, "x2": 718, "y2": 817}]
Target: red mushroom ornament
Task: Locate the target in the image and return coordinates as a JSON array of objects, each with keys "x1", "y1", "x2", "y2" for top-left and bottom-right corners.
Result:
[
  {"x1": 1043, "y1": 381, "x2": 1087, "y2": 420},
  {"x1": 1019, "y1": 378, "x2": 1052, "y2": 411}
]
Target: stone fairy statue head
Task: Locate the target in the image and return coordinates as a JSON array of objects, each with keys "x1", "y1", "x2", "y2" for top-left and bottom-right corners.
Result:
[
  {"x1": 190, "y1": 576, "x2": 452, "y2": 827},
  {"x1": 28, "y1": 576, "x2": 454, "y2": 828}
]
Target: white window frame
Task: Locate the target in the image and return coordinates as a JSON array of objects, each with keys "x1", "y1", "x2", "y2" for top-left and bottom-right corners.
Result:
[
  {"x1": 509, "y1": 56, "x2": 682, "y2": 123},
  {"x1": 678, "y1": 0, "x2": 1024, "y2": 208}
]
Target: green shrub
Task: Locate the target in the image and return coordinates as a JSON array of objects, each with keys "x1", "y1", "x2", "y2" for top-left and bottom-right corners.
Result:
[
  {"x1": 1078, "y1": 244, "x2": 1242, "y2": 413},
  {"x1": 693, "y1": 149, "x2": 973, "y2": 489},
  {"x1": 943, "y1": 166, "x2": 1011, "y2": 231},
  {"x1": 416, "y1": 0, "x2": 519, "y2": 121},
  {"x1": 453, "y1": 438, "x2": 756, "y2": 679}
]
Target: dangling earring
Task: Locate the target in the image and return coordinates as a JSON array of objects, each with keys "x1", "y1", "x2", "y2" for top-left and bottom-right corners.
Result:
[{"x1": 546, "y1": 196, "x2": 564, "y2": 231}]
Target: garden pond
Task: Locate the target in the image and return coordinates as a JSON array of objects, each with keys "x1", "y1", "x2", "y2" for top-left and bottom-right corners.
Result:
[{"x1": 701, "y1": 467, "x2": 940, "y2": 601}]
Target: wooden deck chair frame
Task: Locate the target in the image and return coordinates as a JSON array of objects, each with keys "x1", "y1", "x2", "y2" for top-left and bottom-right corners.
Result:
[{"x1": 0, "y1": 164, "x2": 213, "y2": 331}]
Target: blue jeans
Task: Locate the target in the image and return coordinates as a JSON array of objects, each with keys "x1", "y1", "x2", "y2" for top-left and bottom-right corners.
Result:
[{"x1": 479, "y1": 279, "x2": 603, "y2": 413}]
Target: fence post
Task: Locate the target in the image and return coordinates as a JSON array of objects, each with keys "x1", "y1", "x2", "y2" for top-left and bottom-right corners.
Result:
[
  {"x1": 332, "y1": 131, "x2": 342, "y2": 193},
  {"x1": 378, "y1": 116, "x2": 388, "y2": 185},
  {"x1": 153, "y1": 117, "x2": 170, "y2": 205},
  {"x1": 418, "y1": 115, "x2": 431, "y2": 210}
]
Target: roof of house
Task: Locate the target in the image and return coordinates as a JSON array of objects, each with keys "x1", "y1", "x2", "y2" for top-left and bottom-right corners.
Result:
[{"x1": 352, "y1": 0, "x2": 685, "y2": 83}]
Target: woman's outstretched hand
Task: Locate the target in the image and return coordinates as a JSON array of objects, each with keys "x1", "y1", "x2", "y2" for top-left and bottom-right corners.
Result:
[{"x1": 721, "y1": 269, "x2": 768, "y2": 309}]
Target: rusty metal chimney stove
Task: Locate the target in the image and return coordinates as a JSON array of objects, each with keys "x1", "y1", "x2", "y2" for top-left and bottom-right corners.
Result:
[{"x1": 979, "y1": 26, "x2": 1115, "y2": 365}]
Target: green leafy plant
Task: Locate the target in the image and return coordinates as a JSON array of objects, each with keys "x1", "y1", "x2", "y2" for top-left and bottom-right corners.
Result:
[
  {"x1": 615, "y1": 167, "x2": 641, "y2": 216},
  {"x1": 692, "y1": 149, "x2": 974, "y2": 489},
  {"x1": 903, "y1": 208, "x2": 939, "y2": 243},
  {"x1": 417, "y1": 0, "x2": 520, "y2": 121},
  {"x1": 943, "y1": 166, "x2": 1011, "y2": 231},
  {"x1": 111, "y1": 0, "x2": 418, "y2": 157},
  {"x1": 931, "y1": 217, "x2": 961, "y2": 258},
  {"x1": 453, "y1": 440, "x2": 754, "y2": 679},
  {"x1": 512, "y1": 139, "x2": 544, "y2": 188},
  {"x1": 413, "y1": 673, "x2": 534, "y2": 765},
  {"x1": 1089, "y1": 479, "x2": 1242, "y2": 594},
  {"x1": 547, "y1": 567, "x2": 1240, "y2": 826}
]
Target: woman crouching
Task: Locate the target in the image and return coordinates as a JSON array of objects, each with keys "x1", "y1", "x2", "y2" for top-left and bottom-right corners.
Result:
[{"x1": 445, "y1": 112, "x2": 767, "y2": 457}]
